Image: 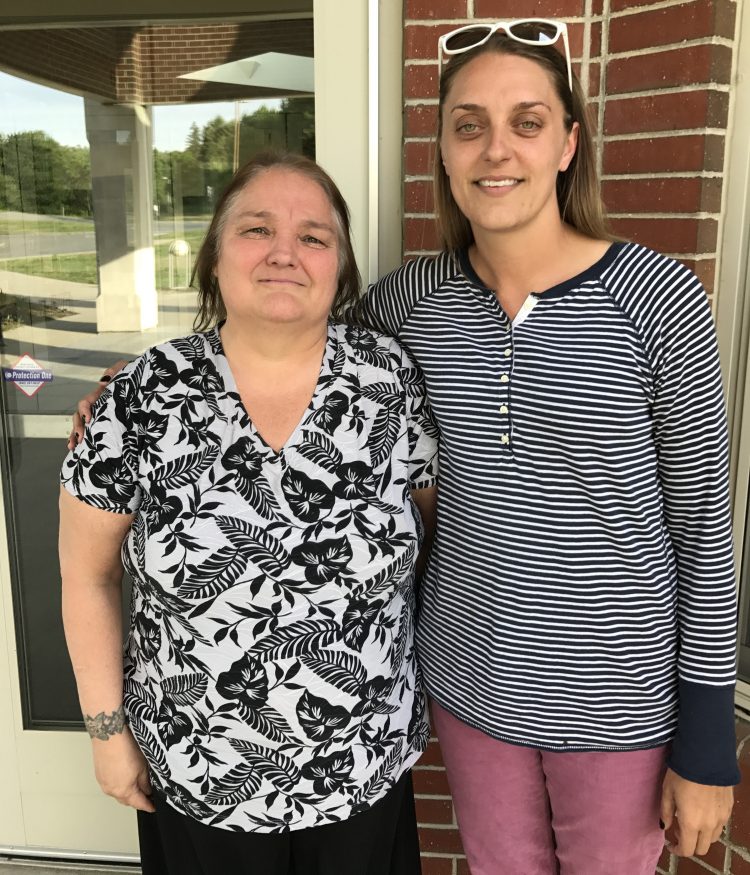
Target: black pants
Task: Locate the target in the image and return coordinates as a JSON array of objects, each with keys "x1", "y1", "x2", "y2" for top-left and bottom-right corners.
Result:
[{"x1": 137, "y1": 771, "x2": 422, "y2": 875}]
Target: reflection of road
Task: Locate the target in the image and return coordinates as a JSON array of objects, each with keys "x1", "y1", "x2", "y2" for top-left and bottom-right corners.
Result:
[
  {"x1": 0, "y1": 211, "x2": 208, "y2": 259},
  {"x1": 0, "y1": 231, "x2": 96, "y2": 258}
]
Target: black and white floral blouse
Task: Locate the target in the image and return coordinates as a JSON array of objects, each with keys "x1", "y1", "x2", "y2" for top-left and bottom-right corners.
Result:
[{"x1": 61, "y1": 322, "x2": 439, "y2": 832}]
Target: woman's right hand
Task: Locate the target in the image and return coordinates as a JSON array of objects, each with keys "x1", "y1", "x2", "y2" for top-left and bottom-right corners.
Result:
[
  {"x1": 91, "y1": 726, "x2": 155, "y2": 812},
  {"x1": 68, "y1": 361, "x2": 130, "y2": 450}
]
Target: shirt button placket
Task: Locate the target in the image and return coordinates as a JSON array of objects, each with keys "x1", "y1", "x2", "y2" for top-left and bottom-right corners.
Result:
[{"x1": 500, "y1": 338, "x2": 511, "y2": 447}]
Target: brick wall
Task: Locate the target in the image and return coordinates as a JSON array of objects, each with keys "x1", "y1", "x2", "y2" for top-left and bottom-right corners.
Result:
[
  {"x1": 402, "y1": 0, "x2": 735, "y2": 297},
  {"x1": 403, "y1": 2, "x2": 742, "y2": 873}
]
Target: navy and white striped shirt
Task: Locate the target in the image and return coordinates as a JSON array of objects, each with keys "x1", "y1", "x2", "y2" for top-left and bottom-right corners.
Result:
[{"x1": 357, "y1": 241, "x2": 739, "y2": 785}]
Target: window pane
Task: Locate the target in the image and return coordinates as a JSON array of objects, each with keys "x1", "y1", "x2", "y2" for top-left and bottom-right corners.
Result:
[{"x1": 0, "y1": 15, "x2": 314, "y2": 727}]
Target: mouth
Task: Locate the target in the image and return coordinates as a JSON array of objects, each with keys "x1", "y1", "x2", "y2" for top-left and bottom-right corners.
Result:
[
  {"x1": 259, "y1": 278, "x2": 304, "y2": 286},
  {"x1": 475, "y1": 178, "x2": 522, "y2": 190}
]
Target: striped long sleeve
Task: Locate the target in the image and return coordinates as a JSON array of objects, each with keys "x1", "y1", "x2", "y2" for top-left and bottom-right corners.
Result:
[{"x1": 355, "y1": 241, "x2": 739, "y2": 785}]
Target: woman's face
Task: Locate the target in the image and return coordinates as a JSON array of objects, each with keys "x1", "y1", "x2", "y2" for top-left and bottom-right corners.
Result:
[
  {"x1": 440, "y1": 51, "x2": 578, "y2": 241},
  {"x1": 215, "y1": 168, "x2": 340, "y2": 329}
]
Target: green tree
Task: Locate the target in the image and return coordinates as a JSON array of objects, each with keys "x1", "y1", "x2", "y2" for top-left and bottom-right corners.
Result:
[{"x1": 0, "y1": 132, "x2": 93, "y2": 217}]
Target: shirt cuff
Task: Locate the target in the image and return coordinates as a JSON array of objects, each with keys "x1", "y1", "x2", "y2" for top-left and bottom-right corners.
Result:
[{"x1": 667, "y1": 678, "x2": 740, "y2": 786}]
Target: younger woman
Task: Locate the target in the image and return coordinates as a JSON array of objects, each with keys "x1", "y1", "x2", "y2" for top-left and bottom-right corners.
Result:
[{"x1": 356, "y1": 20, "x2": 737, "y2": 875}]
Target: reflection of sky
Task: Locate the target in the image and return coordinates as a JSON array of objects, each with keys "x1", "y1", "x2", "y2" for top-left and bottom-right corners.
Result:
[{"x1": 0, "y1": 72, "x2": 281, "y2": 151}]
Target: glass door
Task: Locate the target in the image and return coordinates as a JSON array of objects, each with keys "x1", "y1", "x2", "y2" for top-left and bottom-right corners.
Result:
[{"x1": 0, "y1": 3, "x2": 379, "y2": 858}]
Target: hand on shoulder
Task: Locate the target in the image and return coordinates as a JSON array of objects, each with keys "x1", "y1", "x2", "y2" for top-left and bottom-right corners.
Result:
[{"x1": 67, "y1": 360, "x2": 130, "y2": 450}]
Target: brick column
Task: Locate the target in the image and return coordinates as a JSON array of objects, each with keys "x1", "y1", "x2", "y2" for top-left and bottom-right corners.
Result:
[{"x1": 602, "y1": 0, "x2": 735, "y2": 297}]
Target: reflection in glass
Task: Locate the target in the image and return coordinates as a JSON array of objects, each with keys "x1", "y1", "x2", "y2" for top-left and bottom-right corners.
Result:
[{"x1": 0, "y1": 16, "x2": 314, "y2": 727}]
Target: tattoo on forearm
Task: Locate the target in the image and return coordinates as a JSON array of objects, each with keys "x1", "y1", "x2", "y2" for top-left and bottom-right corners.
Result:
[{"x1": 84, "y1": 707, "x2": 126, "y2": 741}]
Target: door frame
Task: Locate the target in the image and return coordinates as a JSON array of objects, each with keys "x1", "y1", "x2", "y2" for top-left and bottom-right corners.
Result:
[
  {"x1": 715, "y1": 0, "x2": 750, "y2": 710},
  {"x1": 0, "y1": 0, "x2": 403, "y2": 859}
]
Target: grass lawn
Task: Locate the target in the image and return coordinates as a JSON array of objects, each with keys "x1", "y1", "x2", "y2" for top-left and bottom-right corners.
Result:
[
  {"x1": 0, "y1": 217, "x2": 94, "y2": 235},
  {"x1": 0, "y1": 231, "x2": 206, "y2": 288}
]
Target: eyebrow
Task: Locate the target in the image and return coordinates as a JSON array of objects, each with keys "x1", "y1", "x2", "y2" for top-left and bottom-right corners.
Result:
[
  {"x1": 232, "y1": 211, "x2": 336, "y2": 234},
  {"x1": 450, "y1": 101, "x2": 552, "y2": 113}
]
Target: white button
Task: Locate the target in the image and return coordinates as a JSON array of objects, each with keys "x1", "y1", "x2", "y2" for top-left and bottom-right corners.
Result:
[
  {"x1": 500, "y1": 374, "x2": 509, "y2": 383},
  {"x1": 504, "y1": 348, "x2": 512, "y2": 357},
  {"x1": 500, "y1": 404, "x2": 508, "y2": 414},
  {"x1": 500, "y1": 434, "x2": 510, "y2": 444}
]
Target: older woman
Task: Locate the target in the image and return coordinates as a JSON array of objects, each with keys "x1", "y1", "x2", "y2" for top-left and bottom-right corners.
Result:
[{"x1": 59, "y1": 152, "x2": 437, "y2": 875}]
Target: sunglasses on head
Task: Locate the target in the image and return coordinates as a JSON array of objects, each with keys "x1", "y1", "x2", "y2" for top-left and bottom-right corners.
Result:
[{"x1": 437, "y1": 19, "x2": 573, "y2": 92}]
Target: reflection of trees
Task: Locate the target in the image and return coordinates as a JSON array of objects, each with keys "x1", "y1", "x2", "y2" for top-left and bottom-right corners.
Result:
[
  {"x1": 0, "y1": 97, "x2": 315, "y2": 220},
  {"x1": 0, "y1": 131, "x2": 91, "y2": 216},
  {"x1": 155, "y1": 96, "x2": 315, "y2": 217}
]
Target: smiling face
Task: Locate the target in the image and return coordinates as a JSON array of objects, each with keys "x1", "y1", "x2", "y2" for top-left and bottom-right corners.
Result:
[
  {"x1": 439, "y1": 51, "x2": 579, "y2": 242},
  {"x1": 214, "y1": 167, "x2": 340, "y2": 329}
]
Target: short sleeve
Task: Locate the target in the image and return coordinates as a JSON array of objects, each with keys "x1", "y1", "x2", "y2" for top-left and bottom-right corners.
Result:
[
  {"x1": 396, "y1": 345, "x2": 439, "y2": 490},
  {"x1": 60, "y1": 361, "x2": 143, "y2": 514}
]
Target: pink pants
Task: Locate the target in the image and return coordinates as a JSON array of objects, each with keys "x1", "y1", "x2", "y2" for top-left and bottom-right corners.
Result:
[{"x1": 431, "y1": 701, "x2": 667, "y2": 875}]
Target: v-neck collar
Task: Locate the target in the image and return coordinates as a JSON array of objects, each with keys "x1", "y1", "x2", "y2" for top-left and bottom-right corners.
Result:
[{"x1": 213, "y1": 322, "x2": 337, "y2": 458}]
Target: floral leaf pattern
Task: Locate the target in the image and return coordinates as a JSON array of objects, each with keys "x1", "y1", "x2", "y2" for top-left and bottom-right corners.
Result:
[{"x1": 60, "y1": 322, "x2": 438, "y2": 831}]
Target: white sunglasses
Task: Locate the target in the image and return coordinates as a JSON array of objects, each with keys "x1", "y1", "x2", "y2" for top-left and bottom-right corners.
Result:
[{"x1": 437, "y1": 19, "x2": 573, "y2": 92}]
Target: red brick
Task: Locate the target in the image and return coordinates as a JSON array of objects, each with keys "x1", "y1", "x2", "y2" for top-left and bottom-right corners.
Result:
[
  {"x1": 604, "y1": 90, "x2": 729, "y2": 135},
  {"x1": 405, "y1": 24, "x2": 457, "y2": 61},
  {"x1": 700, "y1": 837, "x2": 729, "y2": 870},
  {"x1": 681, "y1": 259, "x2": 716, "y2": 294},
  {"x1": 456, "y1": 861, "x2": 471, "y2": 875},
  {"x1": 413, "y1": 766, "x2": 452, "y2": 795},
  {"x1": 420, "y1": 738, "x2": 447, "y2": 767},
  {"x1": 405, "y1": 216, "x2": 441, "y2": 252},
  {"x1": 729, "y1": 740, "x2": 750, "y2": 847},
  {"x1": 419, "y1": 826, "x2": 466, "y2": 856},
  {"x1": 406, "y1": 0, "x2": 468, "y2": 18},
  {"x1": 405, "y1": 181, "x2": 435, "y2": 216},
  {"x1": 609, "y1": 0, "x2": 736, "y2": 53},
  {"x1": 730, "y1": 852, "x2": 750, "y2": 874},
  {"x1": 601, "y1": 177, "x2": 721, "y2": 214},
  {"x1": 602, "y1": 134, "x2": 724, "y2": 174},
  {"x1": 416, "y1": 796, "x2": 455, "y2": 825},
  {"x1": 673, "y1": 850, "x2": 725, "y2": 872},
  {"x1": 406, "y1": 104, "x2": 439, "y2": 138},
  {"x1": 420, "y1": 858, "x2": 454, "y2": 875},
  {"x1": 590, "y1": 21, "x2": 602, "y2": 58},
  {"x1": 608, "y1": 217, "x2": 716, "y2": 254},
  {"x1": 475, "y1": 0, "x2": 585, "y2": 16},
  {"x1": 405, "y1": 63, "x2": 440, "y2": 100},
  {"x1": 404, "y1": 141, "x2": 436, "y2": 177},
  {"x1": 607, "y1": 44, "x2": 733, "y2": 94}
]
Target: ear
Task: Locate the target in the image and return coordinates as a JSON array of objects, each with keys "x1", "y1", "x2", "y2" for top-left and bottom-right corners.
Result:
[
  {"x1": 440, "y1": 144, "x2": 450, "y2": 177},
  {"x1": 559, "y1": 121, "x2": 579, "y2": 173}
]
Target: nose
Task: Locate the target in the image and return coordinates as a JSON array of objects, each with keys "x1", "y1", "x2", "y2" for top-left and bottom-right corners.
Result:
[
  {"x1": 482, "y1": 124, "x2": 512, "y2": 164},
  {"x1": 266, "y1": 232, "x2": 297, "y2": 267}
]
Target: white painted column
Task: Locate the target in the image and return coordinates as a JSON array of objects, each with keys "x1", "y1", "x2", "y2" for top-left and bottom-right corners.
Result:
[{"x1": 85, "y1": 100, "x2": 158, "y2": 332}]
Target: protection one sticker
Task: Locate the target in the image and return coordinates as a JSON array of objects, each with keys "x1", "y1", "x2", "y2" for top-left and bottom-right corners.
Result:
[{"x1": 3, "y1": 354, "x2": 53, "y2": 397}]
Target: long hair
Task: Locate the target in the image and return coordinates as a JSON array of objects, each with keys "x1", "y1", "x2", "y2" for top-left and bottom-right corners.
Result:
[
  {"x1": 192, "y1": 151, "x2": 361, "y2": 331},
  {"x1": 434, "y1": 34, "x2": 612, "y2": 250}
]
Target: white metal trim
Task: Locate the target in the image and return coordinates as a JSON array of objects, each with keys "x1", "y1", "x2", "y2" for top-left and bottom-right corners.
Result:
[
  {"x1": 0, "y1": 846, "x2": 139, "y2": 865},
  {"x1": 367, "y1": 0, "x2": 379, "y2": 284}
]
